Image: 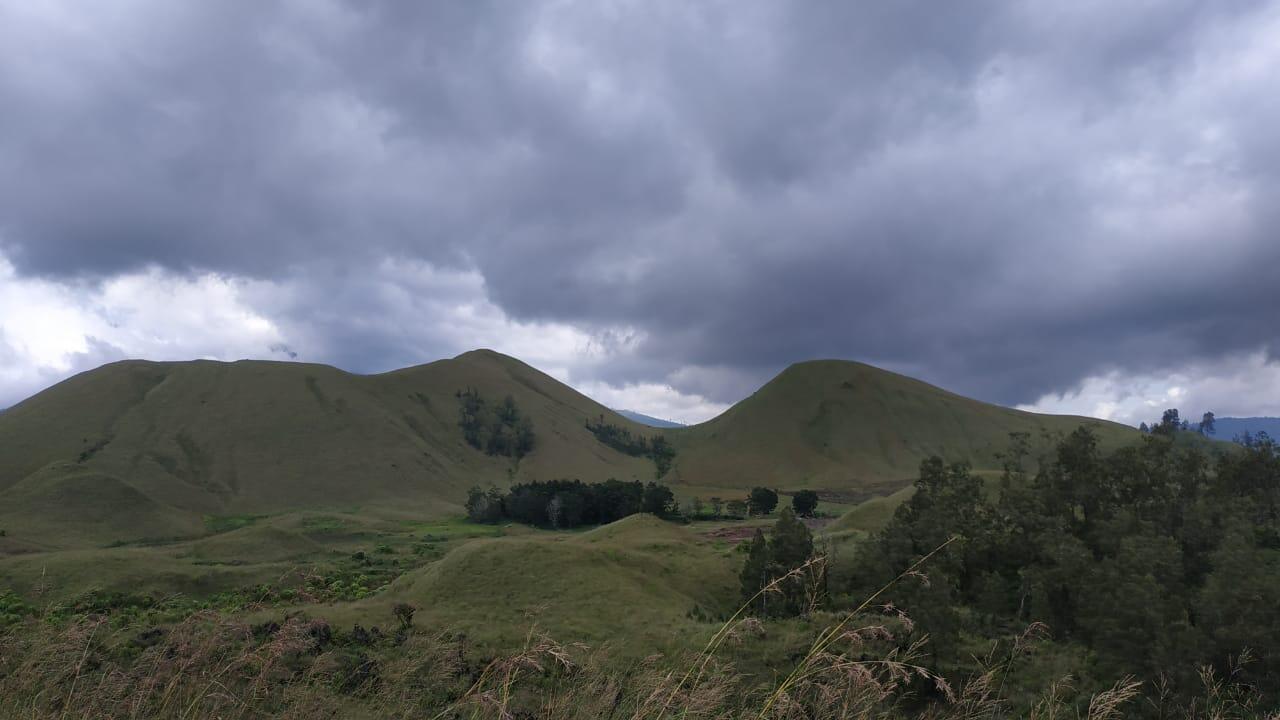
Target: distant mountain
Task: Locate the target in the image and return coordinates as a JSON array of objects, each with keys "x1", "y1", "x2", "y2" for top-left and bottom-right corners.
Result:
[
  {"x1": 1213, "y1": 417, "x2": 1280, "y2": 441},
  {"x1": 614, "y1": 409, "x2": 686, "y2": 429}
]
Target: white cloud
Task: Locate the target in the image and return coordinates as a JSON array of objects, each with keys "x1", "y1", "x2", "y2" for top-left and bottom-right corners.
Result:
[
  {"x1": 1018, "y1": 350, "x2": 1280, "y2": 426},
  {"x1": 0, "y1": 251, "x2": 731, "y2": 423},
  {"x1": 573, "y1": 379, "x2": 729, "y2": 426},
  {"x1": 0, "y1": 255, "x2": 287, "y2": 407}
]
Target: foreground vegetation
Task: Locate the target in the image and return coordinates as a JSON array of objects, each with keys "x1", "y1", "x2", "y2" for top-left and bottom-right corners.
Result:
[
  {"x1": 2, "y1": 563, "x2": 1273, "y2": 719},
  {"x1": 847, "y1": 427, "x2": 1280, "y2": 712},
  {"x1": 4, "y1": 425, "x2": 1279, "y2": 718},
  {"x1": 0, "y1": 345, "x2": 1273, "y2": 717}
]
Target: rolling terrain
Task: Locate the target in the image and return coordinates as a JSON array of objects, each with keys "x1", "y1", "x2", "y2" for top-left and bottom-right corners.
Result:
[
  {"x1": 0, "y1": 350, "x2": 654, "y2": 549},
  {"x1": 0, "y1": 350, "x2": 1143, "y2": 550}
]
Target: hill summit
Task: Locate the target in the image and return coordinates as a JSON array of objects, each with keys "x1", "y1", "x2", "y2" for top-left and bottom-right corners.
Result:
[
  {"x1": 667, "y1": 359, "x2": 1135, "y2": 495},
  {"x1": 0, "y1": 350, "x2": 1137, "y2": 548}
]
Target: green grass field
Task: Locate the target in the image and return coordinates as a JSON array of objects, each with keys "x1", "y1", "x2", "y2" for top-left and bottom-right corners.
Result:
[{"x1": 0, "y1": 349, "x2": 1193, "y2": 667}]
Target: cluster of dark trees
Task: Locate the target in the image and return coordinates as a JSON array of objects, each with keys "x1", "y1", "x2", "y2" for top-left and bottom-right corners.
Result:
[
  {"x1": 456, "y1": 389, "x2": 535, "y2": 459},
  {"x1": 1138, "y1": 407, "x2": 1216, "y2": 436},
  {"x1": 584, "y1": 418, "x2": 676, "y2": 477},
  {"x1": 740, "y1": 508, "x2": 827, "y2": 617},
  {"x1": 743, "y1": 487, "x2": 819, "y2": 517},
  {"x1": 851, "y1": 427, "x2": 1280, "y2": 701},
  {"x1": 465, "y1": 479, "x2": 677, "y2": 529},
  {"x1": 687, "y1": 487, "x2": 819, "y2": 519}
]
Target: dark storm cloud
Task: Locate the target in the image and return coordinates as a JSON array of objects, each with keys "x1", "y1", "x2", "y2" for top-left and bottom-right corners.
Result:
[{"x1": 3, "y1": 0, "x2": 1279, "y2": 406}]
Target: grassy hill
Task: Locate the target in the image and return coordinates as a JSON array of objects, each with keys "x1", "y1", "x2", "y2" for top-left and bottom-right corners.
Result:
[
  {"x1": 665, "y1": 360, "x2": 1138, "y2": 495},
  {"x1": 0, "y1": 350, "x2": 1150, "y2": 550},
  {"x1": 0, "y1": 350, "x2": 655, "y2": 548}
]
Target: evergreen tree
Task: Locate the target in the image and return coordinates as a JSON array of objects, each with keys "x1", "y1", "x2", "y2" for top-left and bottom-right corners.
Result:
[
  {"x1": 770, "y1": 507, "x2": 821, "y2": 616},
  {"x1": 740, "y1": 529, "x2": 771, "y2": 616}
]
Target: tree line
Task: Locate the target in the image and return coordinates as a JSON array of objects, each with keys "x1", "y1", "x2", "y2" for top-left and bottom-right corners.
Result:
[
  {"x1": 850, "y1": 426, "x2": 1280, "y2": 703},
  {"x1": 686, "y1": 487, "x2": 819, "y2": 519},
  {"x1": 456, "y1": 388, "x2": 535, "y2": 459},
  {"x1": 584, "y1": 417, "x2": 676, "y2": 477},
  {"x1": 466, "y1": 480, "x2": 823, "y2": 529},
  {"x1": 465, "y1": 479, "x2": 677, "y2": 529}
]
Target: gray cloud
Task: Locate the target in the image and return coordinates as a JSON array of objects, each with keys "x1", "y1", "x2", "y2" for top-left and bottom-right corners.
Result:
[{"x1": 2, "y1": 0, "x2": 1279, "y2": 410}]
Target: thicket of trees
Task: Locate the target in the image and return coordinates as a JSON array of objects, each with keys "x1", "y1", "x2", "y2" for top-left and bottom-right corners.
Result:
[
  {"x1": 850, "y1": 427, "x2": 1280, "y2": 700},
  {"x1": 584, "y1": 418, "x2": 676, "y2": 477},
  {"x1": 465, "y1": 479, "x2": 677, "y2": 529},
  {"x1": 740, "y1": 508, "x2": 827, "y2": 617},
  {"x1": 456, "y1": 389, "x2": 535, "y2": 459}
]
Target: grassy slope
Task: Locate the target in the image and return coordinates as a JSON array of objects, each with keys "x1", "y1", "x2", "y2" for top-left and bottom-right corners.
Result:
[
  {"x1": 666, "y1": 360, "x2": 1138, "y2": 492},
  {"x1": 0, "y1": 350, "x2": 1154, "y2": 551},
  {"x1": 0, "y1": 350, "x2": 654, "y2": 548}
]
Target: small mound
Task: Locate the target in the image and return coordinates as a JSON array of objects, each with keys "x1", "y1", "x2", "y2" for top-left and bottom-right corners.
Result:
[
  {"x1": 825, "y1": 486, "x2": 914, "y2": 536},
  {"x1": 573, "y1": 513, "x2": 697, "y2": 546},
  {"x1": 382, "y1": 528, "x2": 735, "y2": 655},
  {"x1": 188, "y1": 524, "x2": 323, "y2": 564}
]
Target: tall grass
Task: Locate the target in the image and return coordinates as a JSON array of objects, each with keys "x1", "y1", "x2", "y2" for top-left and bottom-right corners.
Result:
[{"x1": 1, "y1": 549, "x2": 1274, "y2": 719}]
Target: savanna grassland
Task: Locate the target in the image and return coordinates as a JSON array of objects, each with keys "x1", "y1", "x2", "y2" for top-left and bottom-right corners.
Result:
[{"x1": 1, "y1": 350, "x2": 1275, "y2": 718}]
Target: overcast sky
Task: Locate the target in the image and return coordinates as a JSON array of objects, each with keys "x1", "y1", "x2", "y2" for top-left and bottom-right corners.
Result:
[{"x1": 2, "y1": 1, "x2": 1279, "y2": 425}]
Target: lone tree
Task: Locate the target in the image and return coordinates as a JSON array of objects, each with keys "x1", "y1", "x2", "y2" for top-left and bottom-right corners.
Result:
[
  {"x1": 791, "y1": 489, "x2": 819, "y2": 518},
  {"x1": 748, "y1": 487, "x2": 779, "y2": 516},
  {"x1": 1199, "y1": 411, "x2": 1216, "y2": 436},
  {"x1": 1154, "y1": 408, "x2": 1182, "y2": 436},
  {"x1": 392, "y1": 602, "x2": 416, "y2": 631}
]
